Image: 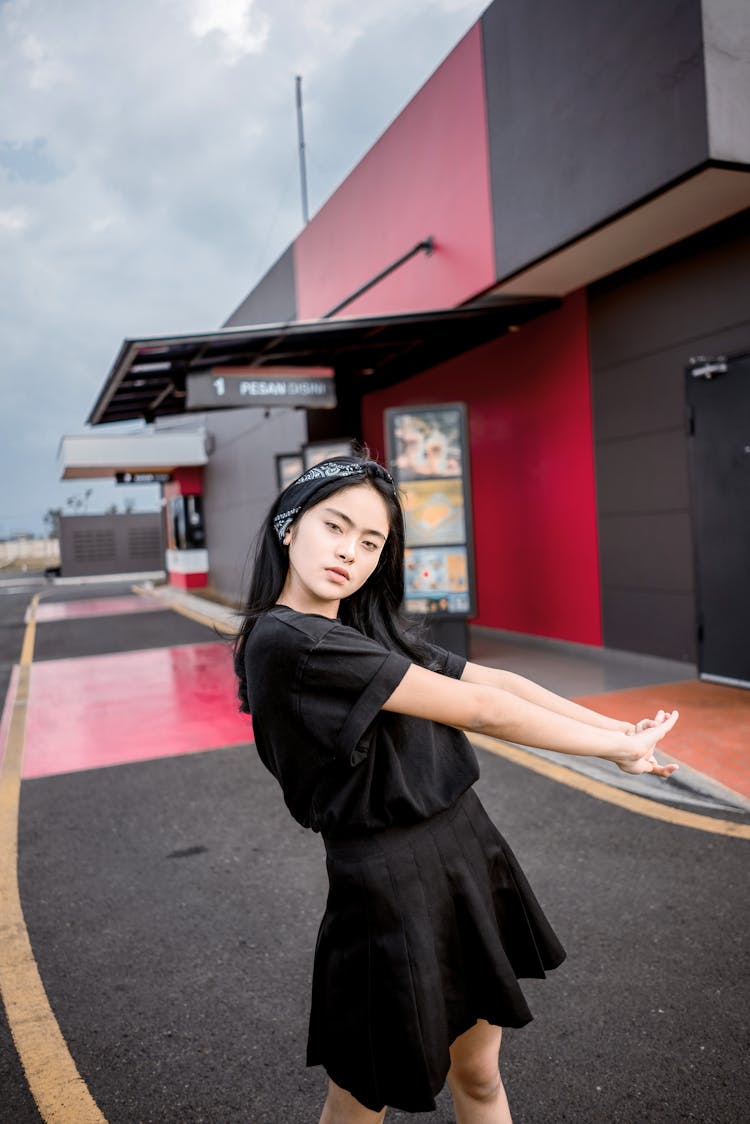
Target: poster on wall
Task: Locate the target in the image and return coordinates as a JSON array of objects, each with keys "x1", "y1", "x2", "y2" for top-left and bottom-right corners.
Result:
[
  {"x1": 386, "y1": 404, "x2": 475, "y2": 618},
  {"x1": 303, "y1": 438, "x2": 356, "y2": 470},
  {"x1": 404, "y1": 545, "x2": 471, "y2": 615},
  {"x1": 276, "y1": 453, "x2": 304, "y2": 492},
  {"x1": 389, "y1": 407, "x2": 464, "y2": 480},
  {"x1": 399, "y1": 478, "x2": 466, "y2": 547}
]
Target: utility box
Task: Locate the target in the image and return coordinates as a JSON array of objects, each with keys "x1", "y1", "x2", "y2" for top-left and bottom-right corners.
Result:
[{"x1": 58, "y1": 514, "x2": 164, "y2": 578}]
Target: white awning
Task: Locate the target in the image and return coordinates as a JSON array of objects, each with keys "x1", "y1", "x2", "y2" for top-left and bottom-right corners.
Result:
[{"x1": 58, "y1": 428, "x2": 209, "y2": 480}]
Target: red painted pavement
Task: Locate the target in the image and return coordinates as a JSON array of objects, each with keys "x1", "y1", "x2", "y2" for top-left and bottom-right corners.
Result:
[
  {"x1": 31, "y1": 595, "x2": 164, "y2": 624},
  {"x1": 23, "y1": 643, "x2": 252, "y2": 779}
]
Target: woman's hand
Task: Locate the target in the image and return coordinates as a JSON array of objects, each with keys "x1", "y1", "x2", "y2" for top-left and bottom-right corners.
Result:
[
  {"x1": 625, "y1": 709, "x2": 672, "y2": 735},
  {"x1": 613, "y1": 710, "x2": 680, "y2": 776}
]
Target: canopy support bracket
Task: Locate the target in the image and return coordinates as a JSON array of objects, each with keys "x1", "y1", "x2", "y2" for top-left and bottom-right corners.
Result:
[{"x1": 323, "y1": 237, "x2": 434, "y2": 319}]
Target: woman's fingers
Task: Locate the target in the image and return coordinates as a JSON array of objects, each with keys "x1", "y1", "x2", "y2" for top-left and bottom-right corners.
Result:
[
  {"x1": 621, "y1": 753, "x2": 679, "y2": 777},
  {"x1": 634, "y1": 710, "x2": 668, "y2": 733},
  {"x1": 649, "y1": 760, "x2": 679, "y2": 777},
  {"x1": 653, "y1": 709, "x2": 679, "y2": 740},
  {"x1": 617, "y1": 711, "x2": 680, "y2": 776},
  {"x1": 642, "y1": 711, "x2": 679, "y2": 774},
  {"x1": 635, "y1": 710, "x2": 678, "y2": 738}
]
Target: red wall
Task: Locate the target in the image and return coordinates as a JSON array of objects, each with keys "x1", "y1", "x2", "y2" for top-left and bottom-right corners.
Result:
[
  {"x1": 361, "y1": 291, "x2": 603, "y2": 645},
  {"x1": 294, "y1": 24, "x2": 495, "y2": 320}
]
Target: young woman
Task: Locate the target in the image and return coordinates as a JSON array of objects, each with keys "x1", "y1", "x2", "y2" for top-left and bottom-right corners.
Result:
[{"x1": 233, "y1": 455, "x2": 679, "y2": 1124}]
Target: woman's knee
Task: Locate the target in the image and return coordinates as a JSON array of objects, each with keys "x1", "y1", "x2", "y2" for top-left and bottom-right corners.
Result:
[
  {"x1": 446, "y1": 1059, "x2": 503, "y2": 1104},
  {"x1": 446, "y1": 1018, "x2": 503, "y2": 1103},
  {"x1": 320, "y1": 1076, "x2": 387, "y2": 1123}
]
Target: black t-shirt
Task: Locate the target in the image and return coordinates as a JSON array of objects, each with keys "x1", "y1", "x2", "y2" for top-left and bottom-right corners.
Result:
[{"x1": 243, "y1": 605, "x2": 480, "y2": 838}]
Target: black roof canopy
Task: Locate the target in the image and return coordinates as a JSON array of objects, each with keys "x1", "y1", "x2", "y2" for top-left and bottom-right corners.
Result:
[{"x1": 87, "y1": 298, "x2": 559, "y2": 426}]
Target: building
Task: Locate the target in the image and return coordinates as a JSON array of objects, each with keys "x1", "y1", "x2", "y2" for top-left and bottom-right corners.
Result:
[{"x1": 63, "y1": 0, "x2": 750, "y2": 684}]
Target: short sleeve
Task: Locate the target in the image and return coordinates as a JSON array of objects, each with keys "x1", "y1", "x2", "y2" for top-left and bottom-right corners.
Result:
[
  {"x1": 298, "y1": 624, "x2": 410, "y2": 766},
  {"x1": 420, "y1": 640, "x2": 466, "y2": 681}
]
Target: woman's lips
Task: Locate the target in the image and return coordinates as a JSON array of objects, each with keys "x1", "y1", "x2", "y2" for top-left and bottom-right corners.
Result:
[{"x1": 325, "y1": 567, "x2": 350, "y2": 584}]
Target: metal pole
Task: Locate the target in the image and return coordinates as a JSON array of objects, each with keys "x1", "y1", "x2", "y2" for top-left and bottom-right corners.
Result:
[
  {"x1": 295, "y1": 75, "x2": 309, "y2": 225},
  {"x1": 322, "y1": 238, "x2": 434, "y2": 318}
]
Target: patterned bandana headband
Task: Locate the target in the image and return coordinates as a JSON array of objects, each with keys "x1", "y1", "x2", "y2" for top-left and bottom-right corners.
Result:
[{"x1": 273, "y1": 459, "x2": 395, "y2": 542}]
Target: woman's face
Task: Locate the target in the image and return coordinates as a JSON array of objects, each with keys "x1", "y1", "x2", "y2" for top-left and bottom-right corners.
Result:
[{"x1": 278, "y1": 483, "x2": 390, "y2": 617}]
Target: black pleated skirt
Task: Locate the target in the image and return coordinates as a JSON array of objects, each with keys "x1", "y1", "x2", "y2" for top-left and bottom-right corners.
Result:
[{"x1": 306, "y1": 786, "x2": 565, "y2": 1113}]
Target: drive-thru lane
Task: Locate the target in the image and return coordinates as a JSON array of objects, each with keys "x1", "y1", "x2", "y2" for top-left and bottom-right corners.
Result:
[{"x1": 1, "y1": 579, "x2": 749, "y2": 1123}]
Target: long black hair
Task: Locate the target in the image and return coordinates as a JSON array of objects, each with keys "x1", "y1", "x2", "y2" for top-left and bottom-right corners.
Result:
[{"x1": 233, "y1": 454, "x2": 434, "y2": 713}]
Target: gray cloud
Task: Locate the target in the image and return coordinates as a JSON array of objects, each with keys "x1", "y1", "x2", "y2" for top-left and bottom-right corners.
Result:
[{"x1": 0, "y1": 0, "x2": 487, "y2": 536}]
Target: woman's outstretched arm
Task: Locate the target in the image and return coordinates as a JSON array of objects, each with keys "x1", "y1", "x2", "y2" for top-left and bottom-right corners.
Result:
[
  {"x1": 382, "y1": 665, "x2": 679, "y2": 778},
  {"x1": 460, "y1": 662, "x2": 645, "y2": 734}
]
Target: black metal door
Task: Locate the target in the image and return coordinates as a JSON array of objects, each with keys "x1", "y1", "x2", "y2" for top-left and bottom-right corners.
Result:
[{"x1": 686, "y1": 353, "x2": 750, "y2": 687}]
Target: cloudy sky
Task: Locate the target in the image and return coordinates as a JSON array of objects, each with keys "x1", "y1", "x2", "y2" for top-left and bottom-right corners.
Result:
[{"x1": 0, "y1": 0, "x2": 488, "y2": 537}]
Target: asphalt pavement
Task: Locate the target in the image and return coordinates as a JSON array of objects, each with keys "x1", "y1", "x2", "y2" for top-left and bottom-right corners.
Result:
[{"x1": 1, "y1": 576, "x2": 748, "y2": 1123}]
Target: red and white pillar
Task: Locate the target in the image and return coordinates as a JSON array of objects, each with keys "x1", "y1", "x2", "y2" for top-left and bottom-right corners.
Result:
[{"x1": 163, "y1": 467, "x2": 208, "y2": 589}]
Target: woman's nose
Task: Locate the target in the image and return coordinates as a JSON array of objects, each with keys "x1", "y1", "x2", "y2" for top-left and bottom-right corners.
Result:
[{"x1": 336, "y1": 539, "x2": 356, "y2": 562}]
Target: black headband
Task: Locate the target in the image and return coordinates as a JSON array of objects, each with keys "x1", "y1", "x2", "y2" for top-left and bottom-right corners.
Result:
[{"x1": 273, "y1": 459, "x2": 394, "y2": 542}]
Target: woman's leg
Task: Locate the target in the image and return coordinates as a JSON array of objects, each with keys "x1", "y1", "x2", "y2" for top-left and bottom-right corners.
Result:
[
  {"x1": 446, "y1": 1019, "x2": 512, "y2": 1124},
  {"x1": 318, "y1": 1077, "x2": 387, "y2": 1124}
]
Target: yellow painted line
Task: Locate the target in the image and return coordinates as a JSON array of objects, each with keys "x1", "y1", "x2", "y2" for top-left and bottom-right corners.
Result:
[
  {"x1": 469, "y1": 732, "x2": 750, "y2": 840},
  {"x1": 0, "y1": 594, "x2": 107, "y2": 1123},
  {"x1": 20, "y1": 593, "x2": 39, "y2": 665}
]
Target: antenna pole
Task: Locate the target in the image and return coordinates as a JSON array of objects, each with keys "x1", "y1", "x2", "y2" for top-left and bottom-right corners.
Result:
[{"x1": 295, "y1": 75, "x2": 310, "y2": 225}]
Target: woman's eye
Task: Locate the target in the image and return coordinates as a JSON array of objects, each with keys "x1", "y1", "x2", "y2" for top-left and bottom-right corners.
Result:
[
  {"x1": 363, "y1": 540, "x2": 378, "y2": 551},
  {"x1": 325, "y1": 521, "x2": 341, "y2": 533}
]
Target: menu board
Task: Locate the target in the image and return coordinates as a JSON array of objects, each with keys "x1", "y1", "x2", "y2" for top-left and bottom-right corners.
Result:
[{"x1": 386, "y1": 404, "x2": 475, "y2": 617}]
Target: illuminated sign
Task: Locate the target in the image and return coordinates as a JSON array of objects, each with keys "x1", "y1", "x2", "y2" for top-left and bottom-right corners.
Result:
[
  {"x1": 386, "y1": 403, "x2": 475, "y2": 618},
  {"x1": 186, "y1": 367, "x2": 336, "y2": 410}
]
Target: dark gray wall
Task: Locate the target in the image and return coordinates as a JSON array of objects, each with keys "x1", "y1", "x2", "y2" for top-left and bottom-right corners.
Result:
[
  {"x1": 198, "y1": 407, "x2": 307, "y2": 601},
  {"x1": 59, "y1": 514, "x2": 163, "y2": 578},
  {"x1": 223, "y1": 245, "x2": 297, "y2": 328},
  {"x1": 589, "y1": 208, "x2": 750, "y2": 661},
  {"x1": 482, "y1": 0, "x2": 709, "y2": 281}
]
